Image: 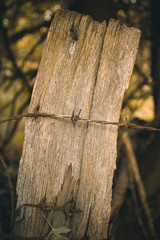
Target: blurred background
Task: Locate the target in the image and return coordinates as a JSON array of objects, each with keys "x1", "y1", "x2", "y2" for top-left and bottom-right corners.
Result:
[{"x1": 0, "y1": 0, "x2": 160, "y2": 239}]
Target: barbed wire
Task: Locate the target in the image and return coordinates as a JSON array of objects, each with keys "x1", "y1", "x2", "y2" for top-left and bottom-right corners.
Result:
[{"x1": 0, "y1": 109, "x2": 160, "y2": 132}]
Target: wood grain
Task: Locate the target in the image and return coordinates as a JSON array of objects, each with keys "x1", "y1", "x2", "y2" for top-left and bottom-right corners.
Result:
[{"x1": 14, "y1": 9, "x2": 141, "y2": 240}]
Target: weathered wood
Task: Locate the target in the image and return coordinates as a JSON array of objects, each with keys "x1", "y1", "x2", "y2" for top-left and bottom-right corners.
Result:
[{"x1": 14, "y1": 9, "x2": 141, "y2": 240}]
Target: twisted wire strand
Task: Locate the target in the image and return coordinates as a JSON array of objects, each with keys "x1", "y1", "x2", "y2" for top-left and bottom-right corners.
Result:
[{"x1": 0, "y1": 111, "x2": 160, "y2": 132}]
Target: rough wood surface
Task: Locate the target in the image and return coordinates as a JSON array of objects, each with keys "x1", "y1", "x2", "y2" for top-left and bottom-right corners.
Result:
[{"x1": 14, "y1": 9, "x2": 141, "y2": 240}]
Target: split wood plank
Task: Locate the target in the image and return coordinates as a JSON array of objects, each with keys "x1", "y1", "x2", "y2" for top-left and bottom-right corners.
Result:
[{"x1": 14, "y1": 9, "x2": 141, "y2": 240}]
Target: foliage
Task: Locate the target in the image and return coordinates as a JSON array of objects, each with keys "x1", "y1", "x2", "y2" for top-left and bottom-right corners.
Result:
[{"x1": 46, "y1": 227, "x2": 71, "y2": 240}]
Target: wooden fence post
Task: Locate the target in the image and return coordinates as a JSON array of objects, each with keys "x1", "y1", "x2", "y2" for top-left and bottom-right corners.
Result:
[{"x1": 14, "y1": 9, "x2": 141, "y2": 240}]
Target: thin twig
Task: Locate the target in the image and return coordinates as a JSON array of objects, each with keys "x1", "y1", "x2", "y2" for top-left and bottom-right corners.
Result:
[
  {"x1": 122, "y1": 131, "x2": 157, "y2": 240},
  {"x1": 1, "y1": 98, "x2": 30, "y2": 148},
  {"x1": 0, "y1": 153, "x2": 15, "y2": 228},
  {"x1": 44, "y1": 215, "x2": 56, "y2": 236}
]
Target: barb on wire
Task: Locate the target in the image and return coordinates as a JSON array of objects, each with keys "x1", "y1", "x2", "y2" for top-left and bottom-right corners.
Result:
[
  {"x1": 71, "y1": 109, "x2": 82, "y2": 126},
  {"x1": 0, "y1": 110, "x2": 160, "y2": 132}
]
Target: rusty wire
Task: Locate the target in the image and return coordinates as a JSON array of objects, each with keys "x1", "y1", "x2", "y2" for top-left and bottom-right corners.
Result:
[{"x1": 0, "y1": 110, "x2": 160, "y2": 132}]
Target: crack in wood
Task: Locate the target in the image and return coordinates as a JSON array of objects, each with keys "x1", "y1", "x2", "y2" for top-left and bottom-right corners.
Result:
[
  {"x1": 82, "y1": 205, "x2": 92, "y2": 240},
  {"x1": 70, "y1": 24, "x2": 78, "y2": 41}
]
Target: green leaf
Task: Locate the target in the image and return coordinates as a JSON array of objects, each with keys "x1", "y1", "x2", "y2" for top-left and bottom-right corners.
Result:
[
  {"x1": 53, "y1": 227, "x2": 71, "y2": 240},
  {"x1": 54, "y1": 227, "x2": 71, "y2": 234},
  {"x1": 45, "y1": 226, "x2": 71, "y2": 240}
]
